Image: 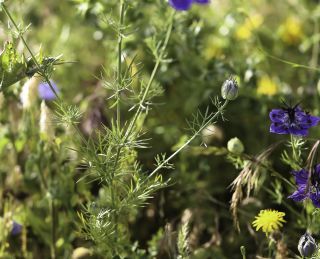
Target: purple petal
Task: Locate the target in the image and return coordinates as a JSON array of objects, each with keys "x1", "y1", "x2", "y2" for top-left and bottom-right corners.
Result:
[
  {"x1": 315, "y1": 164, "x2": 320, "y2": 176},
  {"x1": 292, "y1": 169, "x2": 309, "y2": 186},
  {"x1": 193, "y1": 0, "x2": 210, "y2": 4},
  {"x1": 169, "y1": 0, "x2": 193, "y2": 10},
  {"x1": 288, "y1": 127, "x2": 309, "y2": 136},
  {"x1": 269, "y1": 109, "x2": 288, "y2": 123},
  {"x1": 300, "y1": 115, "x2": 320, "y2": 128},
  {"x1": 288, "y1": 185, "x2": 308, "y2": 202},
  {"x1": 38, "y1": 80, "x2": 59, "y2": 101},
  {"x1": 310, "y1": 191, "x2": 320, "y2": 208},
  {"x1": 11, "y1": 221, "x2": 22, "y2": 235},
  {"x1": 270, "y1": 122, "x2": 289, "y2": 134}
]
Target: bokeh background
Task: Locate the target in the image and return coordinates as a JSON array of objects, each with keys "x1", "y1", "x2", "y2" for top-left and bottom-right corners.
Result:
[{"x1": 1, "y1": 0, "x2": 320, "y2": 258}]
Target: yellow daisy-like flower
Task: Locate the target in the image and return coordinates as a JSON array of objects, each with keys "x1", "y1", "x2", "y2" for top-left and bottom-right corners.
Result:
[
  {"x1": 256, "y1": 75, "x2": 278, "y2": 96},
  {"x1": 279, "y1": 17, "x2": 303, "y2": 45},
  {"x1": 235, "y1": 14, "x2": 264, "y2": 40},
  {"x1": 252, "y1": 209, "x2": 286, "y2": 234}
]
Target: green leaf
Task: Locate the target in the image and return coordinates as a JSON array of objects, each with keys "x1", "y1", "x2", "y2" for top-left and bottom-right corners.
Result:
[{"x1": 0, "y1": 41, "x2": 26, "y2": 92}]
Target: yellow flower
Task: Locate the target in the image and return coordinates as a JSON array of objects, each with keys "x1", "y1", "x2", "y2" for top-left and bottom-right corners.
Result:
[
  {"x1": 235, "y1": 14, "x2": 263, "y2": 40},
  {"x1": 252, "y1": 209, "x2": 286, "y2": 234},
  {"x1": 257, "y1": 75, "x2": 278, "y2": 96},
  {"x1": 279, "y1": 17, "x2": 303, "y2": 45}
]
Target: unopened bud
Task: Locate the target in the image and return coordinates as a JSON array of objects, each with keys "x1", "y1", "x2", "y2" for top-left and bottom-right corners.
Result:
[
  {"x1": 221, "y1": 77, "x2": 238, "y2": 101},
  {"x1": 227, "y1": 137, "x2": 244, "y2": 154},
  {"x1": 72, "y1": 247, "x2": 92, "y2": 259},
  {"x1": 40, "y1": 101, "x2": 54, "y2": 140},
  {"x1": 298, "y1": 232, "x2": 317, "y2": 258}
]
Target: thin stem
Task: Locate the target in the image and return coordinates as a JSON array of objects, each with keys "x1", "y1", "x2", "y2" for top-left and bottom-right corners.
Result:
[
  {"x1": 149, "y1": 100, "x2": 229, "y2": 178},
  {"x1": 50, "y1": 199, "x2": 56, "y2": 259},
  {"x1": 117, "y1": 1, "x2": 125, "y2": 130},
  {"x1": 124, "y1": 10, "x2": 175, "y2": 141},
  {"x1": 109, "y1": 11, "x2": 175, "y2": 184}
]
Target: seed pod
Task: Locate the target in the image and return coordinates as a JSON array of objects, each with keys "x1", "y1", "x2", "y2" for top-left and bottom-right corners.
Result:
[
  {"x1": 298, "y1": 232, "x2": 317, "y2": 258},
  {"x1": 227, "y1": 137, "x2": 244, "y2": 154},
  {"x1": 221, "y1": 77, "x2": 238, "y2": 101}
]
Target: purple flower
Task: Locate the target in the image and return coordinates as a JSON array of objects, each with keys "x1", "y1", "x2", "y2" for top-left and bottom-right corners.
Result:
[
  {"x1": 38, "y1": 80, "x2": 59, "y2": 100},
  {"x1": 169, "y1": 0, "x2": 210, "y2": 11},
  {"x1": 11, "y1": 220, "x2": 22, "y2": 235},
  {"x1": 288, "y1": 165, "x2": 320, "y2": 207},
  {"x1": 269, "y1": 105, "x2": 320, "y2": 136}
]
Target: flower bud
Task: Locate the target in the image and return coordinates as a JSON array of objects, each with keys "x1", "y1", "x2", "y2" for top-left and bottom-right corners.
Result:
[
  {"x1": 20, "y1": 75, "x2": 41, "y2": 109},
  {"x1": 40, "y1": 101, "x2": 54, "y2": 140},
  {"x1": 72, "y1": 247, "x2": 92, "y2": 259},
  {"x1": 221, "y1": 77, "x2": 238, "y2": 101},
  {"x1": 298, "y1": 232, "x2": 317, "y2": 258},
  {"x1": 227, "y1": 137, "x2": 244, "y2": 154},
  {"x1": 201, "y1": 124, "x2": 224, "y2": 145}
]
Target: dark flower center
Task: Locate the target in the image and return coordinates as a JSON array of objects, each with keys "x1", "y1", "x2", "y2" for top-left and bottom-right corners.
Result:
[{"x1": 286, "y1": 107, "x2": 296, "y2": 124}]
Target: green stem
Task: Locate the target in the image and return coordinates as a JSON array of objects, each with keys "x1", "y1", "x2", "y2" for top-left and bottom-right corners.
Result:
[
  {"x1": 116, "y1": 1, "x2": 125, "y2": 130},
  {"x1": 124, "y1": 11, "x2": 175, "y2": 141},
  {"x1": 50, "y1": 198, "x2": 56, "y2": 259},
  {"x1": 149, "y1": 100, "x2": 229, "y2": 178}
]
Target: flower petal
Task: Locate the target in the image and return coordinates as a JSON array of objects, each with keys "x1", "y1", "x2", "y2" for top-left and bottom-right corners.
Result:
[
  {"x1": 310, "y1": 191, "x2": 320, "y2": 208},
  {"x1": 269, "y1": 109, "x2": 288, "y2": 123},
  {"x1": 169, "y1": 0, "x2": 193, "y2": 10},
  {"x1": 193, "y1": 0, "x2": 210, "y2": 3},
  {"x1": 270, "y1": 122, "x2": 289, "y2": 134},
  {"x1": 288, "y1": 185, "x2": 308, "y2": 202},
  {"x1": 292, "y1": 169, "x2": 309, "y2": 186},
  {"x1": 38, "y1": 80, "x2": 59, "y2": 101},
  {"x1": 288, "y1": 127, "x2": 308, "y2": 136}
]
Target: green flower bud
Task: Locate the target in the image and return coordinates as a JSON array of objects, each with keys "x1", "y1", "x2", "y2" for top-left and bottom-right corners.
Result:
[
  {"x1": 72, "y1": 247, "x2": 92, "y2": 259},
  {"x1": 221, "y1": 77, "x2": 238, "y2": 101},
  {"x1": 298, "y1": 232, "x2": 317, "y2": 258},
  {"x1": 227, "y1": 137, "x2": 244, "y2": 154}
]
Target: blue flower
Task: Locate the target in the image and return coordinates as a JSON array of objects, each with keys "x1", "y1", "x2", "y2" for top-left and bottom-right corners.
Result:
[
  {"x1": 169, "y1": 0, "x2": 210, "y2": 11},
  {"x1": 38, "y1": 80, "x2": 59, "y2": 101},
  {"x1": 288, "y1": 164, "x2": 320, "y2": 207},
  {"x1": 269, "y1": 105, "x2": 320, "y2": 136},
  {"x1": 11, "y1": 220, "x2": 22, "y2": 235}
]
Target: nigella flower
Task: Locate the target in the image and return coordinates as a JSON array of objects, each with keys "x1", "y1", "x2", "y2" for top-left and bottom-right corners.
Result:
[
  {"x1": 11, "y1": 220, "x2": 22, "y2": 235},
  {"x1": 38, "y1": 80, "x2": 59, "y2": 101},
  {"x1": 169, "y1": 0, "x2": 210, "y2": 11},
  {"x1": 269, "y1": 104, "x2": 320, "y2": 136},
  {"x1": 288, "y1": 164, "x2": 320, "y2": 207}
]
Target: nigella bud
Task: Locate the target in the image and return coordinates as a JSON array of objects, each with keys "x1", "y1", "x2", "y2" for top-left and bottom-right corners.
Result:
[
  {"x1": 298, "y1": 232, "x2": 317, "y2": 258},
  {"x1": 40, "y1": 101, "x2": 54, "y2": 140},
  {"x1": 71, "y1": 247, "x2": 92, "y2": 259},
  {"x1": 221, "y1": 77, "x2": 239, "y2": 101},
  {"x1": 20, "y1": 75, "x2": 41, "y2": 109},
  {"x1": 227, "y1": 137, "x2": 244, "y2": 154}
]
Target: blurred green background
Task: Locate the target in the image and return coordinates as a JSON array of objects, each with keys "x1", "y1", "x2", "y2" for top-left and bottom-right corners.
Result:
[{"x1": 1, "y1": 0, "x2": 320, "y2": 258}]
